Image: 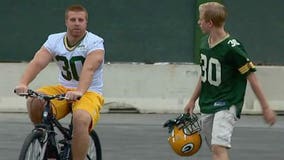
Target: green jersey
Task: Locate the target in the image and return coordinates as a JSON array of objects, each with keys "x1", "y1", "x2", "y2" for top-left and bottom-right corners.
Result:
[{"x1": 198, "y1": 35, "x2": 256, "y2": 118}]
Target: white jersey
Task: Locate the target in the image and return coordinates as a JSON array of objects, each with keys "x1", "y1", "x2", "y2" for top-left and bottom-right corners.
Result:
[{"x1": 43, "y1": 31, "x2": 104, "y2": 94}]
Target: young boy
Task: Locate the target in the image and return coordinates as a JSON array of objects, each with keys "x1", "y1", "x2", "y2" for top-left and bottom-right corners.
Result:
[{"x1": 184, "y1": 2, "x2": 276, "y2": 160}]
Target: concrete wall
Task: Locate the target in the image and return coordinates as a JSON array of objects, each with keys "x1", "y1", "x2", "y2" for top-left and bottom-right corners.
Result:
[{"x1": 1, "y1": 63, "x2": 283, "y2": 114}]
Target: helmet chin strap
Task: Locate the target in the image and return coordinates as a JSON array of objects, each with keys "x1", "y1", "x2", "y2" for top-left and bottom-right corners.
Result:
[{"x1": 163, "y1": 113, "x2": 201, "y2": 134}]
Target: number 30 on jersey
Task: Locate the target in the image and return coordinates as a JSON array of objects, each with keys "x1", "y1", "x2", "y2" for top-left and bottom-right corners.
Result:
[{"x1": 200, "y1": 54, "x2": 221, "y2": 86}]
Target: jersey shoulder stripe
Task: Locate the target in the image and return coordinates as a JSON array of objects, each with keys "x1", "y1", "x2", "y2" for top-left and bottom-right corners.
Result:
[{"x1": 238, "y1": 62, "x2": 256, "y2": 74}]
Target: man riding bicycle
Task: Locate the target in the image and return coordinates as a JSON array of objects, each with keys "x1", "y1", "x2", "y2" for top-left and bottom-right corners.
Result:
[{"x1": 14, "y1": 4, "x2": 105, "y2": 160}]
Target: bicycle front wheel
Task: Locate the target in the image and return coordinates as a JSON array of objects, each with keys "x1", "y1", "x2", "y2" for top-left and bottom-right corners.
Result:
[
  {"x1": 86, "y1": 130, "x2": 102, "y2": 160},
  {"x1": 18, "y1": 129, "x2": 48, "y2": 160}
]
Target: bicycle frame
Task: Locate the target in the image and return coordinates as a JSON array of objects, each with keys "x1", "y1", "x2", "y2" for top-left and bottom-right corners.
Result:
[
  {"x1": 17, "y1": 89, "x2": 102, "y2": 160},
  {"x1": 38, "y1": 97, "x2": 73, "y2": 159},
  {"x1": 42, "y1": 100, "x2": 72, "y2": 138}
]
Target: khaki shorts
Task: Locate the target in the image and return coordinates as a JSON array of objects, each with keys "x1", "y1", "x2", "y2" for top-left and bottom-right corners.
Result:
[
  {"x1": 37, "y1": 85, "x2": 104, "y2": 129},
  {"x1": 201, "y1": 106, "x2": 238, "y2": 148}
]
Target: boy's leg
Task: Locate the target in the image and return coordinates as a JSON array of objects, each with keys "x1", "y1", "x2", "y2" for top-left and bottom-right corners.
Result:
[
  {"x1": 201, "y1": 113, "x2": 214, "y2": 148},
  {"x1": 211, "y1": 106, "x2": 238, "y2": 160}
]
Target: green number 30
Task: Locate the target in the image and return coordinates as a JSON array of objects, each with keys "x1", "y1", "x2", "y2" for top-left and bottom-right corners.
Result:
[{"x1": 55, "y1": 55, "x2": 85, "y2": 81}]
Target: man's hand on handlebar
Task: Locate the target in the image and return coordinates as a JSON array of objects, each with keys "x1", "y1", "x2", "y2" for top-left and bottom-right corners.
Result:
[
  {"x1": 65, "y1": 90, "x2": 82, "y2": 101},
  {"x1": 14, "y1": 84, "x2": 28, "y2": 95}
]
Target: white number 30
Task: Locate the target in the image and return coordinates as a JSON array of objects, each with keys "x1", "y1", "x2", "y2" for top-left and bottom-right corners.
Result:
[{"x1": 200, "y1": 54, "x2": 221, "y2": 86}]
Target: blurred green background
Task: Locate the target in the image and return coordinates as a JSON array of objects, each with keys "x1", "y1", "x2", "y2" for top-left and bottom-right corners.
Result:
[{"x1": 1, "y1": 0, "x2": 283, "y2": 64}]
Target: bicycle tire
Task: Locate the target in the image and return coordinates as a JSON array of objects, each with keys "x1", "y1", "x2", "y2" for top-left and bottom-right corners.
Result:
[
  {"x1": 86, "y1": 130, "x2": 102, "y2": 160},
  {"x1": 18, "y1": 129, "x2": 49, "y2": 160}
]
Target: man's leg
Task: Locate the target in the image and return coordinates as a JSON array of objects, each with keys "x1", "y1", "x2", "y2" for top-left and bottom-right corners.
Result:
[
  {"x1": 72, "y1": 109, "x2": 92, "y2": 160},
  {"x1": 29, "y1": 85, "x2": 69, "y2": 123},
  {"x1": 26, "y1": 97, "x2": 45, "y2": 124}
]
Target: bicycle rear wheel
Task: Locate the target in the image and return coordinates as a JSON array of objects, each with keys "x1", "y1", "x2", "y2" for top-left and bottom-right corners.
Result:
[
  {"x1": 18, "y1": 129, "x2": 48, "y2": 160},
  {"x1": 86, "y1": 130, "x2": 102, "y2": 160}
]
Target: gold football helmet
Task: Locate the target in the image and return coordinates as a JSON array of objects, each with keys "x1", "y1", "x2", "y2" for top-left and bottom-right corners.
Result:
[{"x1": 163, "y1": 113, "x2": 202, "y2": 157}]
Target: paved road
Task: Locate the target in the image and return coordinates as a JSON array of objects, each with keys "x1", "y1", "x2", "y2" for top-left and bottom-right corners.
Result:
[{"x1": 0, "y1": 113, "x2": 283, "y2": 160}]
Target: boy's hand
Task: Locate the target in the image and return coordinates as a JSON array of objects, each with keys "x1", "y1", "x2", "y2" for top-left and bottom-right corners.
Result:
[{"x1": 263, "y1": 107, "x2": 276, "y2": 126}]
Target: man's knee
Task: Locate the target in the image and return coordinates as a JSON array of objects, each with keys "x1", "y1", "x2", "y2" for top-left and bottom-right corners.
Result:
[
  {"x1": 26, "y1": 97, "x2": 45, "y2": 124},
  {"x1": 72, "y1": 110, "x2": 92, "y2": 132}
]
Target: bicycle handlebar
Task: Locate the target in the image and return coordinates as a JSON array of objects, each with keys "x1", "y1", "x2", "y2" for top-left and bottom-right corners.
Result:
[{"x1": 15, "y1": 89, "x2": 68, "y2": 101}]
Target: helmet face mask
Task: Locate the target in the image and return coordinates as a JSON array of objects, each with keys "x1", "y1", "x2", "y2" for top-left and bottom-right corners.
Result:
[{"x1": 164, "y1": 113, "x2": 202, "y2": 157}]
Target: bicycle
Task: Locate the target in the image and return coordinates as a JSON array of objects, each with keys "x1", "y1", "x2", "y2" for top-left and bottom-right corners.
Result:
[{"x1": 16, "y1": 89, "x2": 102, "y2": 160}]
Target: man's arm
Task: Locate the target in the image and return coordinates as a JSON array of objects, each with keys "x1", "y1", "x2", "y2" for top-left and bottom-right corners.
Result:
[
  {"x1": 247, "y1": 72, "x2": 276, "y2": 125},
  {"x1": 15, "y1": 47, "x2": 53, "y2": 93},
  {"x1": 65, "y1": 49, "x2": 104, "y2": 100},
  {"x1": 77, "y1": 49, "x2": 104, "y2": 94}
]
